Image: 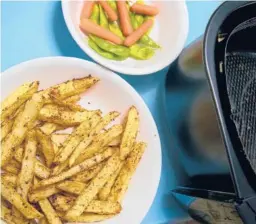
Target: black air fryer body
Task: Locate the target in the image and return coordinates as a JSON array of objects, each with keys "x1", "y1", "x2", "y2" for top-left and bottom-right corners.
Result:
[{"x1": 165, "y1": 1, "x2": 256, "y2": 223}]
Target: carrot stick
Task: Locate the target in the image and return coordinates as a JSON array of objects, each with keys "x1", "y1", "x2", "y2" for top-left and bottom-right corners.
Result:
[
  {"x1": 80, "y1": 1, "x2": 95, "y2": 20},
  {"x1": 99, "y1": 1, "x2": 118, "y2": 22},
  {"x1": 130, "y1": 3, "x2": 159, "y2": 16},
  {"x1": 80, "y1": 19, "x2": 123, "y2": 45},
  {"x1": 124, "y1": 19, "x2": 154, "y2": 47},
  {"x1": 117, "y1": 1, "x2": 133, "y2": 37}
]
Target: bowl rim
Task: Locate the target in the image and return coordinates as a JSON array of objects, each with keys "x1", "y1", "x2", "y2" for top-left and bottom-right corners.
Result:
[{"x1": 61, "y1": 0, "x2": 189, "y2": 75}]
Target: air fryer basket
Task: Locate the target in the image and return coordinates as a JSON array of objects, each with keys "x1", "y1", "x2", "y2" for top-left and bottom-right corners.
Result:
[{"x1": 204, "y1": 1, "x2": 256, "y2": 223}]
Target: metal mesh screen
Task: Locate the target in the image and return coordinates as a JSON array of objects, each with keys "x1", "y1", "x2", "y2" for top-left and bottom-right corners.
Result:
[{"x1": 225, "y1": 47, "x2": 256, "y2": 173}]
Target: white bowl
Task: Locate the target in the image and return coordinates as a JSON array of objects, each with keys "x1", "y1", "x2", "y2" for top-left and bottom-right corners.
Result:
[
  {"x1": 1, "y1": 57, "x2": 161, "y2": 224},
  {"x1": 61, "y1": 1, "x2": 189, "y2": 75}
]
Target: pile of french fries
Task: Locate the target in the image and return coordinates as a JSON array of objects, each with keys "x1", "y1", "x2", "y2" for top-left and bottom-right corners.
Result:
[{"x1": 1, "y1": 76, "x2": 147, "y2": 223}]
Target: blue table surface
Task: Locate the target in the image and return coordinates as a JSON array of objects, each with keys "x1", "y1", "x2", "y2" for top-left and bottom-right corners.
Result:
[{"x1": 1, "y1": 1, "x2": 220, "y2": 223}]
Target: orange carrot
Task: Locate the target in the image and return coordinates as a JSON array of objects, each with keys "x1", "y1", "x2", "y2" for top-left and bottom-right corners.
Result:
[
  {"x1": 124, "y1": 19, "x2": 154, "y2": 47},
  {"x1": 80, "y1": 1, "x2": 95, "y2": 20},
  {"x1": 80, "y1": 19, "x2": 123, "y2": 45},
  {"x1": 130, "y1": 3, "x2": 159, "y2": 16},
  {"x1": 99, "y1": 1, "x2": 118, "y2": 22},
  {"x1": 117, "y1": 1, "x2": 133, "y2": 37}
]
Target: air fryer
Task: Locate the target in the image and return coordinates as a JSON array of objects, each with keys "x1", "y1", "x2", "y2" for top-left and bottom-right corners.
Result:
[{"x1": 169, "y1": 1, "x2": 256, "y2": 223}]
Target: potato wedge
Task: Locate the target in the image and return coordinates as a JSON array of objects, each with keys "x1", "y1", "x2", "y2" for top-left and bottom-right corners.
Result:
[
  {"x1": 120, "y1": 106, "x2": 139, "y2": 160},
  {"x1": 39, "y1": 199, "x2": 62, "y2": 224},
  {"x1": 70, "y1": 163, "x2": 105, "y2": 182},
  {"x1": 65, "y1": 152, "x2": 121, "y2": 219},
  {"x1": 98, "y1": 162, "x2": 124, "y2": 200},
  {"x1": 54, "y1": 113, "x2": 101, "y2": 165},
  {"x1": 69, "y1": 111, "x2": 120, "y2": 167},
  {"x1": 1, "y1": 120, "x2": 14, "y2": 142},
  {"x1": 56, "y1": 181, "x2": 86, "y2": 195},
  {"x1": 1, "y1": 180, "x2": 43, "y2": 219},
  {"x1": 2, "y1": 160, "x2": 20, "y2": 175},
  {"x1": 11, "y1": 207, "x2": 30, "y2": 224},
  {"x1": 62, "y1": 95, "x2": 81, "y2": 104},
  {"x1": 34, "y1": 147, "x2": 115, "y2": 189},
  {"x1": 1, "y1": 173, "x2": 17, "y2": 187},
  {"x1": 44, "y1": 76, "x2": 99, "y2": 101},
  {"x1": 34, "y1": 160, "x2": 51, "y2": 179},
  {"x1": 51, "y1": 160, "x2": 69, "y2": 176},
  {"x1": 51, "y1": 134, "x2": 69, "y2": 148},
  {"x1": 39, "y1": 123, "x2": 65, "y2": 135},
  {"x1": 63, "y1": 213, "x2": 114, "y2": 222},
  {"x1": 14, "y1": 146, "x2": 24, "y2": 163},
  {"x1": 1, "y1": 203, "x2": 20, "y2": 224},
  {"x1": 39, "y1": 104, "x2": 101, "y2": 126},
  {"x1": 29, "y1": 185, "x2": 60, "y2": 203},
  {"x1": 49, "y1": 95, "x2": 84, "y2": 112},
  {"x1": 17, "y1": 131, "x2": 37, "y2": 199},
  {"x1": 1, "y1": 93, "x2": 44, "y2": 167},
  {"x1": 74, "y1": 125, "x2": 123, "y2": 165},
  {"x1": 1, "y1": 104, "x2": 26, "y2": 142},
  {"x1": 1, "y1": 81, "x2": 39, "y2": 122},
  {"x1": 108, "y1": 135, "x2": 121, "y2": 146},
  {"x1": 36, "y1": 129, "x2": 55, "y2": 167},
  {"x1": 109, "y1": 142, "x2": 146, "y2": 203},
  {"x1": 39, "y1": 218, "x2": 49, "y2": 224},
  {"x1": 51, "y1": 194, "x2": 121, "y2": 214}
]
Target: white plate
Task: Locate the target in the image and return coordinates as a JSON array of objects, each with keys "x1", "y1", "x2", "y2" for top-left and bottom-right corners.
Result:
[
  {"x1": 61, "y1": 0, "x2": 189, "y2": 75},
  {"x1": 1, "y1": 57, "x2": 161, "y2": 224}
]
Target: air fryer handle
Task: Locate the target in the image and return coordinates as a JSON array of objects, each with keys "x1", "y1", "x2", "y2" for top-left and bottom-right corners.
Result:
[{"x1": 236, "y1": 197, "x2": 256, "y2": 224}]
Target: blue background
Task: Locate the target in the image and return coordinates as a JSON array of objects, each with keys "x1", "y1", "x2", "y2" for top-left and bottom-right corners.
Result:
[{"x1": 1, "y1": 1, "x2": 220, "y2": 223}]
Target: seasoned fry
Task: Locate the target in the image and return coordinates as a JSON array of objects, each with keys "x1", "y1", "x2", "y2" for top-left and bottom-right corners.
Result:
[
  {"x1": 69, "y1": 111, "x2": 120, "y2": 166},
  {"x1": 2, "y1": 160, "x2": 20, "y2": 175},
  {"x1": 29, "y1": 185, "x2": 60, "y2": 203},
  {"x1": 11, "y1": 207, "x2": 30, "y2": 224},
  {"x1": 63, "y1": 213, "x2": 114, "y2": 223},
  {"x1": 1, "y1": 203, "x2": 20, "y2": 224},
  {"x1": 1, "y1": 119, "x2": 14, "y2": 142},
  {"x1": 39, "y1": 218, "x2": 48, "y2": 224},
  {"x1": 49, "y1": 95, "x2": 84, "y2": 112},
  {"x1": 14, "y1": 146, "x2": 24, "y2": 163},
  {"x1": 71, "y1": 163, "x2": 105, "y2": 182},
  {"x1": 44, "y1": 76, "x2": 99, "y2": 101},
  {"x1": 51, "y1": 134, "x2": 69, "y2": 148},
  {"x1": 1, "y1": 180, "x2": 43, "y2": 219},
  {"x1": 51, "y1": 160, "x2": 69, "y2": 176},
  {"x1": 109, "y1": 142, "x2": 146, "y2": 203},
  {"x1": 54, "y1": 113, "x2": 101, "y2": 165},
  {"x1": 39, "y1": 104, "x2": 101, "y2": 126},
  {"x1": 11, "y1": 158, "x2": 50, "y2": 179},
  {"x1": 39, "y1": 199, "x2": 62, "y2": 224},
  {"x1": 1, "y1": 93, "x2": 44, "y2": 167},
  {"x1": 39, "y1": 123, "x2": 65, "y2": 135},
  {"x1": 108, "y1": 135, "x2": 121, "y2": 146},
  {"x1": 34, "y1": 147, "x2": 115, "y2": 189},
  {"x1": 65, "y1": 152, "x2": 121, "y2": 219},
  {"x1": 56, "y1": 181, "x2": 86, "y2": 195},
  {"x1": 36, "y1": 130, "x2": 55, "y2": 167},
  {"x1": 62, "y1": 95, "x2": 81, "y2": 104},
  {"x1": 74, "y1": 125, "x2": 123, "y2": 165},
  {"x1": 34, "y1": 160, "x2": 50, "y2": 179},
  {"x1": 1, "y1": 81, "x2": 39, "y2": 122},
  {"x1": 120, "y1": 106, "x2": 139, "y2": 160},
  {"x1": 51, "y1": 194, "x2": 121, "y2": 214},
  {"x1": 17, "y1": 131, "x2": 37, "y2": 199},
  {"x1": 98, "y1": 161, "x2": 124, "y2": 200},
  {"x1": 1, "y1": 173, "x2": 17, "y2": 187}
]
